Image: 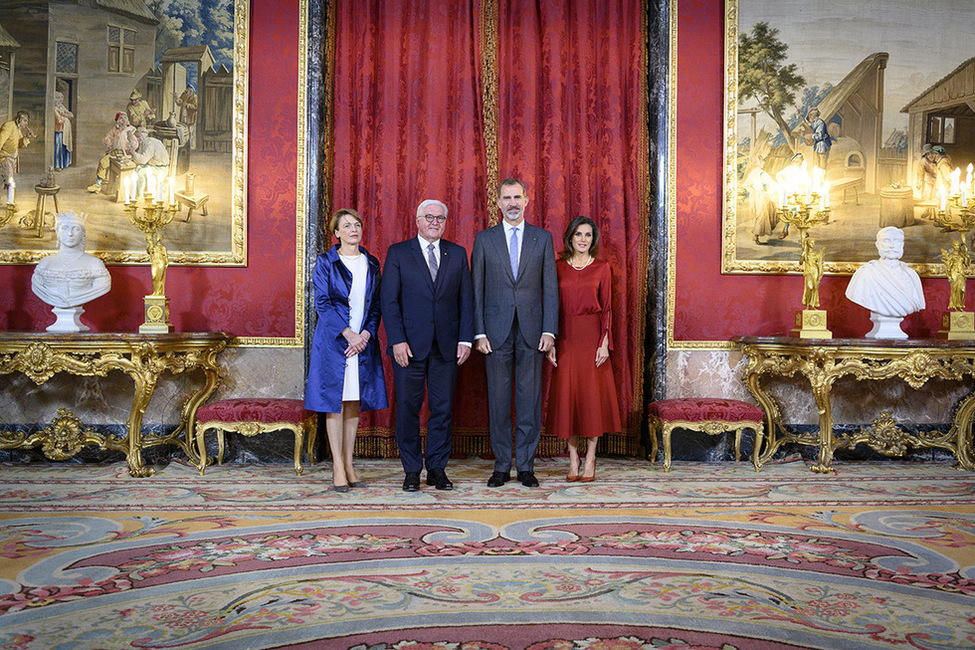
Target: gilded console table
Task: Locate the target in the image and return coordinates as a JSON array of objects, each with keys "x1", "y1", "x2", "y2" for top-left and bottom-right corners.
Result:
[
  {"x1": 0, "y1": 332, "x2": 231, "y2": 477},
  {"x1": 734, "y1": 337, "x2": 975, "y2": 473}
]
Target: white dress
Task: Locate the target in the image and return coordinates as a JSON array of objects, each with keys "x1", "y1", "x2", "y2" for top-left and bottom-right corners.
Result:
[{"x1": 339, "y1": 252, "x2": 368, "y2": 401}]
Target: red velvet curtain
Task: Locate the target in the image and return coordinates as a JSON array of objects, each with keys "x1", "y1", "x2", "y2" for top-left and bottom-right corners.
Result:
[
  {"x1": 330, "y1": 0, "x2": 490, "y2": 456},
  {"x1": 329, "y1": 0, "x2": 647, "y2": 456},
  {"x1": 498, "y1": 0, "x2": 648, "y2": 454}
]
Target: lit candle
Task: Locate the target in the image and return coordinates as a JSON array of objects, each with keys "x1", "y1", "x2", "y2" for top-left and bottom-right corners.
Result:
[
  {"x1": 123, "y1": 175, "x2": 131, "y2": 203},
  {"x1": 940, "y1": 189, "x2": 948, "y2": 212},
  {"x1": 147, "y1": 173, "x2": 156, "y2": 199},
  {"x1": 951, "y1": 168, "x2": 961, "y2": 196},
  {"x1": 812, "y1": 166, "x2": 822, "y2": 194},
  {"x1": 169, "y1": 177, "x2": 175, "y2": 205},
  {"x1": 6, "y1": 179, "x2": 13, "y2": 205}
]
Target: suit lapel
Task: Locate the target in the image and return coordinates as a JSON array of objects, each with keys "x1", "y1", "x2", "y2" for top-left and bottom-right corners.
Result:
[
  {"x1": 433, "y1": 242, "x2": 450, "y2": 292},
  {"x1": 409, "y1": 238, "x2": 435, "y2": 290},
  {"x1": 493, "y1": 224, "x2": 516, "y2": 283},
  {"x1": 518, "y1": 224, "x2": 539, "y2": 279}
]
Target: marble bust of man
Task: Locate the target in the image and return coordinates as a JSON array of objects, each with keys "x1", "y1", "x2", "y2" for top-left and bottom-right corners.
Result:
[
  {"x1": 32, "y1": 212, "x2": 111, "y2": 331},
  {"x1": 845, "y1": 227, "x2": 925, "y2": 339}
]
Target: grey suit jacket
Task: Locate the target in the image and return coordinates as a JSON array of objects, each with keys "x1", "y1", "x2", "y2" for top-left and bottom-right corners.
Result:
[{"x1": 471, "y1": 221, "x2": 559, "y2": 347}]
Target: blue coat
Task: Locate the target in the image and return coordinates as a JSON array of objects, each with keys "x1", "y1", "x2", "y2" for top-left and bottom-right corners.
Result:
[{"x1": 305, "y1": 244, "x2": 388, "y2": 413}]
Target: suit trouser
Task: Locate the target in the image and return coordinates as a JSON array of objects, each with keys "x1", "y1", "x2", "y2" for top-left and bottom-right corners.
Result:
[
  {"x1": 484, "y1": 315, "x2": 542, "y2": 473},
  {"x1": 392, "y1": 342, "x2": 458, "y2": 474}
]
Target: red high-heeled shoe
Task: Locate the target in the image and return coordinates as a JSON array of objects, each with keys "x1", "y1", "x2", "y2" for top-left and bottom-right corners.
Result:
[{"x1": 580, "y1": 459, "x2": 596, "y2": 483}]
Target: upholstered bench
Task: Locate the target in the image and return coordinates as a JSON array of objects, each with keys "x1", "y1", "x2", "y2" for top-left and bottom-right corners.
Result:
[
  {"x1": 195, "y1": 398, "x2": 318, "y2": 476},
  {"x1": 647, "y1": 398, "x2": 765, "y2": 472}
]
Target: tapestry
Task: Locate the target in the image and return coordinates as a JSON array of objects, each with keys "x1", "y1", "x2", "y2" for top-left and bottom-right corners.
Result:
[{"x1": 326, "y1": 0, "x2": 649, "y2": 455}]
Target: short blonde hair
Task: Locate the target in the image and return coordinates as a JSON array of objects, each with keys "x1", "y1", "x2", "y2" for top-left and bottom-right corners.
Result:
[{"x1": 328, "y1": 208, "x2": 362, "y2": 236}]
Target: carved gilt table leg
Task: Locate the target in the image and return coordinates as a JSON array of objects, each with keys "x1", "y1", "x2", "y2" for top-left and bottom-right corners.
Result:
[
  {"x1": 177, "y1": 349, "x2": 225, "y2": 466},
  {"x1": 950, "y1": 388, "x2": 975, "y2": 471},
  {"x1": 743, "y1": 370, "x2": 784, "y2": 468},
  {"x1": 810, "y1": 379, "x2": 835, "y2": 473},
  {"x1": 125, "y1": 371, "x2": 156, "y2": 477}
]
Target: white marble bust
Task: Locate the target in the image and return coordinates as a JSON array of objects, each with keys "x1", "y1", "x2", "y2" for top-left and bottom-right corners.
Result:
[
  {"x1": 32, "y1": 212, "x2": 111, "y2": 332},
  {"x1": 845, "y1": 227, "x2": 925, "y2": 339}
]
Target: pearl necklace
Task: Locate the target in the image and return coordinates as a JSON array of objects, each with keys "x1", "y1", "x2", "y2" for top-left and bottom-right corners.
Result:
[{"x1": 569, "y1": 255, "x2": 594, "y2": 270}]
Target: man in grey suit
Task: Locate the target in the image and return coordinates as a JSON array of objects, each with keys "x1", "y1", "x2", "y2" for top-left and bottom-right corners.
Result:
[{"x1": 471, "y1": 178, "x2": 558, "y2": 487}]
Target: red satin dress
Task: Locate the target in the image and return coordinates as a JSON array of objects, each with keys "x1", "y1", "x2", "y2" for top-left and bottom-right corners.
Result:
[{"x1": 546, "y1": 258, "x2": 622, "y2": 439}]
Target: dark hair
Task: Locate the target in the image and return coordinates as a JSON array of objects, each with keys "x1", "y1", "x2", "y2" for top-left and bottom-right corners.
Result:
[
  {"x1": 327, "y1": 208, "x2": 362, "y2": 236},
  {"x1": 497, "y1": 178, "x2": 526, "y2": 197},
  {"x1": 560, "y1": 216, "x2": 600, "y2": 261},
  {"x1": 15, "y1": 110, "x2": 29, "y2": 122}
]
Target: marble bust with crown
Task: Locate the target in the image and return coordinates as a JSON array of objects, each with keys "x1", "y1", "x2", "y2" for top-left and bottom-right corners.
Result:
[{"x1": 31, "y1": 211, "x2": 111, "y2": 332}]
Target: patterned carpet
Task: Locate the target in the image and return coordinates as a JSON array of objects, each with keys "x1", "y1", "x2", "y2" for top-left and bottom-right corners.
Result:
[{"x1": 1, "y1": 457, "x2": 973, "y2": 649}]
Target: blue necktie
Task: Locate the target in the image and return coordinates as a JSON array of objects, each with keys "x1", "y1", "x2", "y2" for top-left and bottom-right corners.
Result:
[
  {"x1": 427, "y1": 243, "x2": 438, "y2": 281},
  {"x1": 509, "y1": 227, "x2": 519, "y2": 279}
]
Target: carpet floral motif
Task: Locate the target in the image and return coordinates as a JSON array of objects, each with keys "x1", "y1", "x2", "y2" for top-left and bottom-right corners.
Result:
[{"x1": 1, "y1": 460, "x2": 973, "y2": 649}]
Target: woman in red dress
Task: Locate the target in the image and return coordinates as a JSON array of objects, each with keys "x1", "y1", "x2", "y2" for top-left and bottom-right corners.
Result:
[{"x1": 545, "y1": 217, "x2": 622, "y2": 482}]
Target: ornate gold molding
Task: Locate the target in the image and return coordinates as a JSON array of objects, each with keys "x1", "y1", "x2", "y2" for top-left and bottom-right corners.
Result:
[
  {"x1": 665, "y1": 0, "x2": 679, "y2": 350},
  {"x1": 0, "y1": 408, "x2": 126, "y2": 461},
  {"x1": 480, "y1": 0, "x2": 500, "y2": 227}
]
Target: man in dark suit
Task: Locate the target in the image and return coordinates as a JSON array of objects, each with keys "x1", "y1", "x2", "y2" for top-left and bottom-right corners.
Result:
[
  {"x1": 471, "y1": 178, "x2": 558, "y2": 488},
  {"x1": 381, "y1": 199, "x2": 474, "y2": 492}
]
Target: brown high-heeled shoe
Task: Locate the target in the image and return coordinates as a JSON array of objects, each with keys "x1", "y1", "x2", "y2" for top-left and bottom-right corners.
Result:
[{"x1": 566, "y1": 474, "x2": 580, "y2": 482}]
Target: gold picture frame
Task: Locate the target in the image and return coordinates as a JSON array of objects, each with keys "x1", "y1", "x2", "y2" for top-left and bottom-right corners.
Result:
[
  {"x1": 723, "y1": 0, "x2": 975, "y2": 276},
  {"x1": 0, "y1": 0, "x2": 247, "y2": 266}
]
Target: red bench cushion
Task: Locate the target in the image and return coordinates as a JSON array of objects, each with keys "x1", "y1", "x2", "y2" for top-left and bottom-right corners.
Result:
[
  {"x1": 197, "y1": 398, "x2": 311, "y2": 425},
  {"x1": 648, "y1": 398, "x2": 763, "y2": 423}
]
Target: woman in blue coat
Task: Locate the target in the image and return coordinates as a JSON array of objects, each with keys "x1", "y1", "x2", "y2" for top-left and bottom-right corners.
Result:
[{"x1": 306, "y1": 208, "x2": 387, "y2": 491}]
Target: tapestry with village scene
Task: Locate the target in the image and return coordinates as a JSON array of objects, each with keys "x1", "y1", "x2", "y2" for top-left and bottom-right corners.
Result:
[
  {"x1": 724, "y1": 0, "x2": 974, "y2": 276},
  {"x1": 0, "y1": 0, "x2": 245, "y2": 266}
]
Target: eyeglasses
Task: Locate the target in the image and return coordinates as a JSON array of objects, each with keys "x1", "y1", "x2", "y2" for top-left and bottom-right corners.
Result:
[{"x1": 422, "y1": 214, "x2": 447, "y2": 223}]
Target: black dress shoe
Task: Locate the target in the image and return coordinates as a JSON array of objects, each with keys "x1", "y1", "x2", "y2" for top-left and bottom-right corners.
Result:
[
  {"x1": 517, "y1": 471, "x2": 539, "y2": 487},
  {"x1": 402, "y1": 472, "x2": 421, "y2": 492},
  {"x1": 426, "y1": 468, "x2": 453, "y2": 490},
  {"x1": 487, "y1": 471, "x2": 510, "y2": 487}
]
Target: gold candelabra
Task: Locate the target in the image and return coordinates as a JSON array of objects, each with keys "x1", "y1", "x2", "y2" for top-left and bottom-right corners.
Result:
[
  {"x1": 935, "y1": 188, "x2": 975, "y2": 339},
  {"x1": 934, "y1": 194, "x2": 975, "y2": 243},
  {"x1": 777, "y1": 190, "x2": 832, "y2": 339},
  {"x1": 778, "y1": 189, "x2": 830, "y2": 243},
  {"x1": 123, "y1": 183, "x2": 181, "y2": 333}
]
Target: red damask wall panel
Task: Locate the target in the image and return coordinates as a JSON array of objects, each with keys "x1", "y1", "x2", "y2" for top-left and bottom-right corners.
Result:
[
  {"x1": 0, "y1": 0, "x2": 298, "y2": 338},
  {"x1": 674, "y1": 0, "x2": 951, "y2": 341}
]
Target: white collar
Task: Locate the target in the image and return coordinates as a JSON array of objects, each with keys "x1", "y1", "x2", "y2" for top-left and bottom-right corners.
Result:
[{"x1": 418, "y1": 235, "x2": 440, "y2": 250}]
